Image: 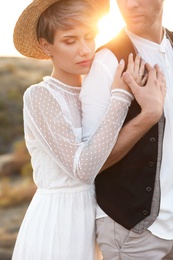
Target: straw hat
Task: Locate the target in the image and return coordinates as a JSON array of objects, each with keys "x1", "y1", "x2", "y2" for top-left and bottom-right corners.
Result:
[{"x1": 13, "y1": 0, "x2": 110, "y2": 60}]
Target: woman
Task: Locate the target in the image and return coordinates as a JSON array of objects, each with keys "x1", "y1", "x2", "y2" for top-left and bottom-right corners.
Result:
[{"x1": 12, "y1": 0, "x2": 164, "y2": 259}]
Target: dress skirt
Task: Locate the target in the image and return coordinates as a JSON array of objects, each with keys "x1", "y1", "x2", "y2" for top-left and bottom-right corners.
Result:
[{"x1": 12, "y1": 185, "x2": 101, "y2": 260}]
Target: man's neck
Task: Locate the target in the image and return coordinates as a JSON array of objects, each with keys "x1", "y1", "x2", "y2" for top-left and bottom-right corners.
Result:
[{"x1": 126, "y1": 26, "x2": 164, "y2": 44}]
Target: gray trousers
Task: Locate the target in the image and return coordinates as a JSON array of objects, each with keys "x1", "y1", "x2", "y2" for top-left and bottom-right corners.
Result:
[{"x1": 96, "y1": 217, "x2": 173, "y2": 260}]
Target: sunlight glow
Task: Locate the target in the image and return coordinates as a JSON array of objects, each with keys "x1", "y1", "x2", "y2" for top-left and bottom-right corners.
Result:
[
  {"x1": 96, "y1": 0, "x2": 173, "y2": 48},
  {"x1": 96, "y1": 0, "x2": 125, "y2": 48},
  {"x1": 0, "y1": 0, "x2": 173, "y2": 56}
]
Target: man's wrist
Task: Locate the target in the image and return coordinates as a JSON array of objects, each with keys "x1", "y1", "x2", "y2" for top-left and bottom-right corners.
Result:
[{"x1": 135, "y1": 110, "x2": 161, "y2": 130}]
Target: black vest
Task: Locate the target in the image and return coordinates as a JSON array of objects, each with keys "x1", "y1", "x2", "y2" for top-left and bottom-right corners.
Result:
[{"x1": 95, "y1": 28, "x2": 173, "y2": 230}]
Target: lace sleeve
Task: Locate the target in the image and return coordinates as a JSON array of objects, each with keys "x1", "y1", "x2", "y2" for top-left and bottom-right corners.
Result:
[{"x1": 24, "y1": 85, "x2": 133, "y2": 183}]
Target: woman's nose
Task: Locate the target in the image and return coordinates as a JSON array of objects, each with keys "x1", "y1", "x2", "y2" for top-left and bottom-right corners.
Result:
[{"x1": 79, "y1": 41, "x2": 91, "y2": 56}]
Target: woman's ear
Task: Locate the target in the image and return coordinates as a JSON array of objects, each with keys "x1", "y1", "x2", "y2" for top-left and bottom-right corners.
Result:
[{"x1": 39, "y1": 38, "x2": 52, "y2": 57}]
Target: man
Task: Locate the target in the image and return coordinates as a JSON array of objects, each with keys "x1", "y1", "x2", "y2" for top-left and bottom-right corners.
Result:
[{"x1": 80, "y1": 0, "x2": 173, "y2": 259}]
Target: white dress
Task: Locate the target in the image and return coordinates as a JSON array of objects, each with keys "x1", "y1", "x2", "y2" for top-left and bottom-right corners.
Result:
[{"x1": 12, "y1": 76, "x2": 132, "y2": 260}]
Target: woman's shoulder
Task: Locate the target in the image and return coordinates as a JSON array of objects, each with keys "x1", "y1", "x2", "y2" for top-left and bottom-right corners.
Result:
[
  {"x1": 94, "y1": 48, "x2": 118, "y2": 64},
  {"x1": 24, "y1": 80, "x2": 47, "y2": 98},
  {"x1": 90, "y1": 48, "x2": 118, "y2": 77}
]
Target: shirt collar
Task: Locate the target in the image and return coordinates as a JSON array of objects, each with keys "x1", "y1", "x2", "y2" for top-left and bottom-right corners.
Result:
[{"x1": 125, "y1": 27, "x2": 168, "y2": 54}]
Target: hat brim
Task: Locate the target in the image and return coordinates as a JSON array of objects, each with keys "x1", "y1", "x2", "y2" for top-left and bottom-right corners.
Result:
[
  {"x1": 13, "y1": 0, "x2": 110, "y2": 60},
  {"x1": 13, "y1": 0, "x2": 60, "y2": 60}
]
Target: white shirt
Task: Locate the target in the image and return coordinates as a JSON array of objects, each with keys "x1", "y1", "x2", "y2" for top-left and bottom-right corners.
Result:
[{"x1": 80, "y1": 28, "x2": 173, "y2": 240}]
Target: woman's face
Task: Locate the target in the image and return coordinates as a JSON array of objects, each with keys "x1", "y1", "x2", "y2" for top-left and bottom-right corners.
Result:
[{"x1": 40, "y1": 24, "x2": 96, "y2": 86}]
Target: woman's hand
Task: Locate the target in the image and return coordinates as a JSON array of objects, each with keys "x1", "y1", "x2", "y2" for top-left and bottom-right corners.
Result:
[
  {"x1": 126, "y1": 53, "x2": 147, "y2": 86},
  {"x1": 111, "y1": 53, "x2": 147, "y2": 92}
]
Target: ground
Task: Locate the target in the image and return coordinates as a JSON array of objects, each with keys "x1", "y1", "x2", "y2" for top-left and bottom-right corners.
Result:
[{"x1": 0, "y1": 203, "x2": 29, "y2": 259}]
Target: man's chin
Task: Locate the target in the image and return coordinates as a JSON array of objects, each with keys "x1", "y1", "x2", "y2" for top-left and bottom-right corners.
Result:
[{"x1": 126, "y1": 24, "x2": 145, "y2": 35}]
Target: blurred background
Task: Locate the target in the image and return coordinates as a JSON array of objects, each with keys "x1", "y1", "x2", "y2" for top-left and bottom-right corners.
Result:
[{"x1": 0, "y1": 0, "x2": 173, "y2": 259}]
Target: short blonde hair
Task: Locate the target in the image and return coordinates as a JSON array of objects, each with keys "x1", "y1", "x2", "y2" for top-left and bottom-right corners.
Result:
[{"x1": 37, "y1": 0, "x2": 99, "y2": 44}]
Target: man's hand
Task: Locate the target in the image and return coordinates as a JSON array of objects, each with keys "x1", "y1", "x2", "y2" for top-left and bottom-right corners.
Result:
[
  {"x1": 123, "y1": 62, "x2": 166, "y2": 125},
  {"x1": 101, "y1": 61, "x2": 166, "y2": 172}
]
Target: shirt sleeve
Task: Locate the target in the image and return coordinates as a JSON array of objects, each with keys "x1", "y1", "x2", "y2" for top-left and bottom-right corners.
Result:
[
  {"x1": 80, "y1": 48, "x2": 119, "y2": 141},
  {"x1": 24, "y1": 81, "x2": 133, "y2": 184}
]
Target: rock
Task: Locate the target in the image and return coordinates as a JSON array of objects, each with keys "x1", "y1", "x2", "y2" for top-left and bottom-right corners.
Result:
[
  {"x1": 0, "y1": 203, "x2": 29, "y2": 259},
  {"x1": 0, "y1": 250, "x2": 12, "y2": 260},
  {"x1": 0, "y1": 154, "x2": 15, "y2": 177}
]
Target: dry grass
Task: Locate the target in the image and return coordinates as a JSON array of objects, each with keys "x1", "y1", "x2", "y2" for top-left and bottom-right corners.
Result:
[{"x1": 0, "y1": 176, "x2": 36, "y2": 208}]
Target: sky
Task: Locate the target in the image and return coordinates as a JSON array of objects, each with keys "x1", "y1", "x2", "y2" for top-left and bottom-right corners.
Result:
[{"x1": 1, "y1": 0, "x2": 173, "y2": 57}]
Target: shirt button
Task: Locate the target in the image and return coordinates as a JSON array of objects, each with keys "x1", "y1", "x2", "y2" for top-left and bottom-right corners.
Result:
[
  {"x1": 142, "y1": 210, "x2": 149, "y2": 216},
  {"x1": 146, "y1": 187, "x2": 152, "y2": 192},
  {"x1": 149, "y1": 162, "x2": 155, "y2": 167},
  {"x1": 150, "y1": 137, "x2": 156, "y2": 142}
]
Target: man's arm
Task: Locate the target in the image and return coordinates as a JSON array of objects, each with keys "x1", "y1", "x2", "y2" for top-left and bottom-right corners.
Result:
[
  {"x1": 101, "y1": 111, "x2": 159, "y2": 171},
  {"x1": 101, "y1": 63, "x2": 166, "y2": 171}
]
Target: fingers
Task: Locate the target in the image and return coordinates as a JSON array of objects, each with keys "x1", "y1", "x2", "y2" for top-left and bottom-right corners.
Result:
[
  {"x1": 144, "y1": 63, "x2": 157, "y2": 86},
  {"x1": 154, "y1": 64, "x2": 166, "y2": 84},
  {"x1": 145, "y1": 62, "x2": 155, "y2": 72},
  {"x1": 141, "y1": 73, "x2": 148, "y2": 86},
  {"x1": 111, "y1": 59, "x2": 126, "y2": 90},
  {"x1": 112, "y1": 59, "x2": 125, "y2": 87},
  {"x1": 126, "y1": 53, "x2": 134, "y2": 74},
  {"x1": 143, "y1": 63, "x2": 166, "y2": 104},
  {"x1": 136, "y1": 56, "x2": 146, "y2": 86},
  {"x1": 112, "y1": 59, "x2": 131, "y2": 92},
  {"x1": 126, "y1": 53, "x2": 146, "y2": 85},
  {"x1": 123, "y1": 58, "x2": 166, "y2": 124},
  {"x1": 145, "y1": 63, "x2": 166, "y2": 95},
  {"x1": 115, "y1": 59, "x2": 125, "y2": 78},
  {"x1": 122, "y1": 71, "x2": 139, "y2": 94},
  {"x1": 134, "y1": 54, "x2": 145, "y2": 77},
  {"x1": 154, "y1": 64, "x2": 167, "y2": 96}
]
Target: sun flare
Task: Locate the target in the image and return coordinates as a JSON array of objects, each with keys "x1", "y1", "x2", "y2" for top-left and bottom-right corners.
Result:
[
  {"x1": 1, "y1": 0, "x2": 173, "y2": 56},
  {"x1": 96, "y1": 0, "x2": 125, "y2": 48},
  {"x1": 96, "y1": 0, "x2": 173, "y2": 49}
]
